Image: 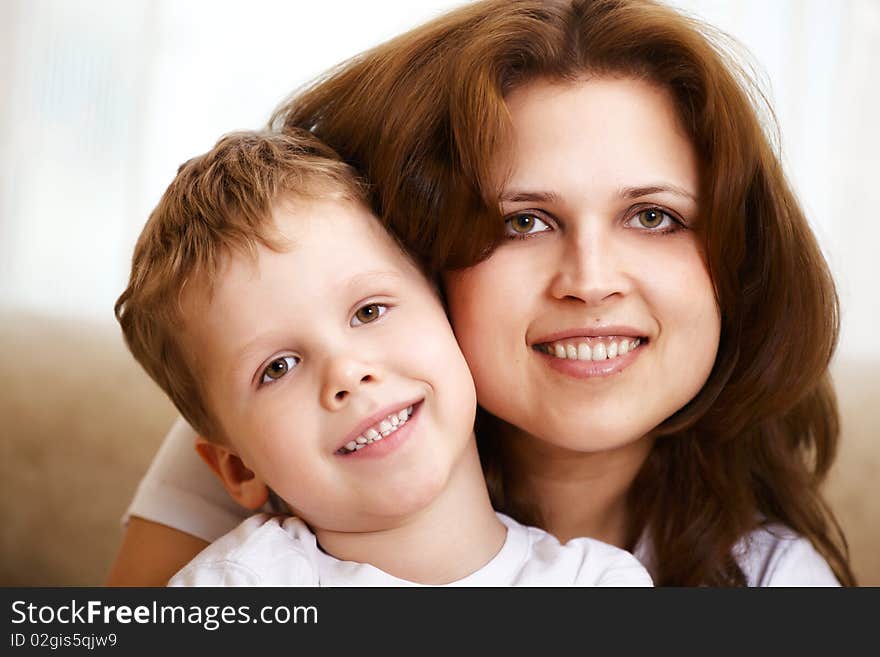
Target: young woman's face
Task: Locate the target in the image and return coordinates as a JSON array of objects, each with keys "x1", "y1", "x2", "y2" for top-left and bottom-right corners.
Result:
[{"x1": 444, "y1": 76, "x2": 721, "y2": 453}]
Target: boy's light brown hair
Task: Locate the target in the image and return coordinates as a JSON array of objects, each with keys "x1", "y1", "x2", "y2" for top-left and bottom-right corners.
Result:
[{"x1": 115, "y1": 129, "x2": 366, "y2": 441}]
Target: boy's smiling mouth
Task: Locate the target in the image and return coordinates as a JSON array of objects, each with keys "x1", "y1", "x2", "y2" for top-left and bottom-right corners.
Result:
[{"x1": 336, "y1": 400, "x2": 422, "y2": 455}]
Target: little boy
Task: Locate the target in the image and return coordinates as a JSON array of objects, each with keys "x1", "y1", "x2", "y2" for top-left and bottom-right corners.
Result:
[{"x1": 116, "y1": 130, "x2": 652, "y2": 586}]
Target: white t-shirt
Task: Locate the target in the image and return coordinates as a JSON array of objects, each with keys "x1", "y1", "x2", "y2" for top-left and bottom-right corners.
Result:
[
  {"x1": 130, "y1": 417, "x2": 840, "y2": 586},
  {"x1": 168, "y1": 512, "x2": 653, "y2": 586}
]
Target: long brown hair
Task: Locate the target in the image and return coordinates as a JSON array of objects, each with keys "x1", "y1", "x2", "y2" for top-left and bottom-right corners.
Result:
[{"x1": 273, "y1": 0, "x2": 854, "y2": 585}]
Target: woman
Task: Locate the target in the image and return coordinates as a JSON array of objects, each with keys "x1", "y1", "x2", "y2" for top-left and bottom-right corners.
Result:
[{"x1": 108, "y1": 0, "x2": 854, "y2": 586}]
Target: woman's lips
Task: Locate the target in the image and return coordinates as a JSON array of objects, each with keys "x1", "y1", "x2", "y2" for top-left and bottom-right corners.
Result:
[
  {"x1": 532, "y1": 325, "x2": 646, "y2": 342},
  {"x1": 533, "y1": 336, "x2": 647, "y2": 378}
]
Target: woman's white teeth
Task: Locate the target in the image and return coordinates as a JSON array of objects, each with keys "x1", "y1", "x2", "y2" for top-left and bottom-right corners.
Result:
[
  {"x1": 340, "y1": 405, "x2": 414, "y2": 453},
  {"x1": 542, "y1": 338, "x2": 641, "y2": 361}
]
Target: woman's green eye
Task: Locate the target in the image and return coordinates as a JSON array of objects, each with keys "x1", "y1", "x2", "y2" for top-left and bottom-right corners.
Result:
[
  {"x1": 624, "y1": 207, "x2": 684, "y2": 234},
  {"x1": 504, "y1": 213, "x2": 551, "y2": 237},
  {"x1": 260, "y1": 356, "x2": 299, "y2": 385},
  {"x1": 351, "y1": 303, "x2": 387, "y2": 326},
  {"x1": 638, "y1": 209, "x2": 664, "y2": 228}
]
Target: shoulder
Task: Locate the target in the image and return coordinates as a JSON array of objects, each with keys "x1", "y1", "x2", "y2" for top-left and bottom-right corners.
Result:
[
  {"x1": 734, "y1": 523, "x2": 840, "y2": 587},
  {"x1": 498, "y1": 514, "x2": 653, "y2": 587},
  {"x1": 168, "y1": 514, "x2": 320, "y2": 586},
  {"x1": 125, "y1": 416, "x2": 251, "y2": 542}
]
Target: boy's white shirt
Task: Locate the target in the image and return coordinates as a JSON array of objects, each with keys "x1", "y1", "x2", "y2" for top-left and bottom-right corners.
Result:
[
  {"x1": 167, "y1": 512, "x2": 653, "y2": 587},
  {"x1": 131, "y1": 418, "x2": 841, "y2": 587}
]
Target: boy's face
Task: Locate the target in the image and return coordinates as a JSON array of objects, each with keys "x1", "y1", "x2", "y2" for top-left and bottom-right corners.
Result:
[{"x1": 183, "y1": 196, "x2": 477, "y2": 533}]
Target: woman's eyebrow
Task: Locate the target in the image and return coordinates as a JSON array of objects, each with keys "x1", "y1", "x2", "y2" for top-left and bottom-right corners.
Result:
[
  {"x1": 619, "y1": 184, "x2": 697, "y2": 202},
  {"x1": 498, "y1": 190, "x2": 561, "y2": 204}
]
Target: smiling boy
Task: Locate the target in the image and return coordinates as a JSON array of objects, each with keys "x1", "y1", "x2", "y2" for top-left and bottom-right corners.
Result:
[{"x1": 115, "y1": 130, "x2": 653, "y2": 586}]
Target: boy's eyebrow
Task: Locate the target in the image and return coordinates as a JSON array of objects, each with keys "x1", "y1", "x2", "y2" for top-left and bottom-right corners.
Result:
[
  {"x1": 229, "y1": 269, "x2": 405, "y2": 380},
  {"x1": 343, "y1": 269, "x2": 405, "y2": 291},
  {"x1": 231, "y1": 331, "x2": 290, "y2": 379}
]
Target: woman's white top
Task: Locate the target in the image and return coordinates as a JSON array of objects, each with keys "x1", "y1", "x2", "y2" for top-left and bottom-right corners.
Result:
[{"x1": 127, "y1": 417, "x2": 841, "y2": 586}]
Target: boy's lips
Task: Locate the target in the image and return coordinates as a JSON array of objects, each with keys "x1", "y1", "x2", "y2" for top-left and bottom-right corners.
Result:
[{"x1": 335, "y1": 398, "x2": 424, "y2": 454}]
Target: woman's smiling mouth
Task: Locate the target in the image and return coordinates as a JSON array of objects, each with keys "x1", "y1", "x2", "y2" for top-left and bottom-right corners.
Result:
[
  {"x1": 532, "y1": 334, "x2": 648, "y2": 378},
  {"x1": 535, "y1": 336, "x2": 643, "y2": 361}
]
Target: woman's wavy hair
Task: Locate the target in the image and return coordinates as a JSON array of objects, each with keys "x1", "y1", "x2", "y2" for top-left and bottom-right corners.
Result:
[{"x1": 274, "y1": 0, "x2": 854, "y2": 585}]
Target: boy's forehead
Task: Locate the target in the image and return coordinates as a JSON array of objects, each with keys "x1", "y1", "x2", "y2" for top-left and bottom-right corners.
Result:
[{"x1": 272, "y1": 196, "x2": 424, "y2": 279}]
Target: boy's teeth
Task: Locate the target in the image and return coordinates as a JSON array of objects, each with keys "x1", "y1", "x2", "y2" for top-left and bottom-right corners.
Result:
[
  {"x1": 338, "y1": 405, "x2": 415, "y2": 453},
  {"x1": 540, "y1": 338, "x2": 642, "y2": 362}
]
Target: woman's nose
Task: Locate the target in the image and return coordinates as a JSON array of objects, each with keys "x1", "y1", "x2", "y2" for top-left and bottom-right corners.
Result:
[
  {"x1": 320, "y1": 356, "x2": 381, "y2": 411},
  {"x1": 548, "y1": 231, "x2": 631, "y2": 306}
]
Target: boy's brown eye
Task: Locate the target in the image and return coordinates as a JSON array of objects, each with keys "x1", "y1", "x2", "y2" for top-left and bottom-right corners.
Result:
[
  {"x1": 266, "y1": 359, "x2": 288, "y2": 379},
  {"x1": 260, "y1": 356, "x2": 299, "y2": 385},
  {"x1": 352, "y1": 303, "x2": 386, "y2": 326}
]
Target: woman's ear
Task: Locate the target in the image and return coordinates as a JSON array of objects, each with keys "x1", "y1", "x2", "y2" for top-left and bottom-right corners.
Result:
[{"x1": 195, "y1": 437, "x2": 269, "y2": 510}]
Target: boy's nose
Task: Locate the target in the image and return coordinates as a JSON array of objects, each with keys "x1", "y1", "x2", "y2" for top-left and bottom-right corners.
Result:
[{"x1": 320, "y1": 356, "x2": 380, "y2": 411}]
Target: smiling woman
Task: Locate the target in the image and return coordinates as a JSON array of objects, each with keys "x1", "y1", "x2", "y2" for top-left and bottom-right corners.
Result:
[{"x1": 446, "y1": 77, "x2": 721, "y2": 460}]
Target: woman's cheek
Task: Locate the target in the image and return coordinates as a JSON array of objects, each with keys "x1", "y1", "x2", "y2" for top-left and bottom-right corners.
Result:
[
  {"x1": 444, "y1": 262, "x2": 523, "y2": 407},
  {"x1": 446, "y1": 265, "x2": 500, "y2": 353}
]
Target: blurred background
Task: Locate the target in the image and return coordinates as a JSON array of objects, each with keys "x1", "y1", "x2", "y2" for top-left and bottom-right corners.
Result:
[{"x1": 1, "y1": 0, "x2": 877, "y2": 585}]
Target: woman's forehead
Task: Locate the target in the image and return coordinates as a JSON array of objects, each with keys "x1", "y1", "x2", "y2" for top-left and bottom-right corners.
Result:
[{"x1": 495, "y1": 76, "x2": 698, "y2": 197}]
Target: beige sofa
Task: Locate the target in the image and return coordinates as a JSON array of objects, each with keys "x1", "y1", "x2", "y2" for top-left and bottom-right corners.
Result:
[{"x1": 1, "y1": 309, "x2": 877, "y2": 585}]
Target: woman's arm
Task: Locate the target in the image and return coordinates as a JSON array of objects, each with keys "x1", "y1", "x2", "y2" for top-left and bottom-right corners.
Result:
[
  {"x1": 105, "y1": 417, "x2": 250, "y2": 586},
  {"x1": 105, "y1": 518, "x2": 209, "y2": 586}
]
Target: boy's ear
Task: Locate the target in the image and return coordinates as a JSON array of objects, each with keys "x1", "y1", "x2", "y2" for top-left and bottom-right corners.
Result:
[{"x1": 195, "y1": 437, "x2": 269, "y2": 511}]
